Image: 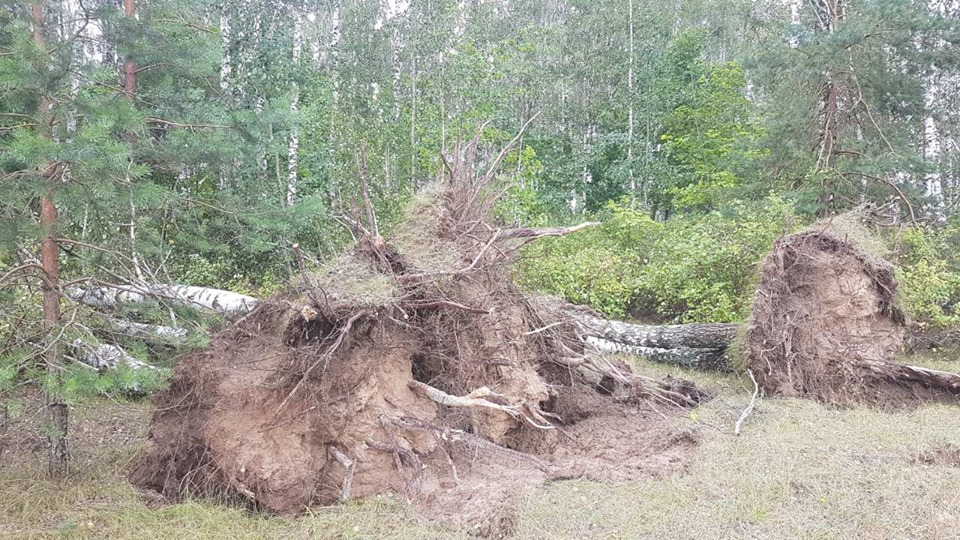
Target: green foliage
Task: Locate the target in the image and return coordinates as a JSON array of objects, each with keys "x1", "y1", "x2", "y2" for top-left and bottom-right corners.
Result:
[
  {"x1": 895, "y1": 225, "x2": 960, "y2": 328},
  {"x1": 517, "y1": 198, "x2": 798, "y2": 322},
  {"x1": 60, "y1": 364, "x2": 171, "y2": 401},
  {"x1": 0, "y1": 0, "x2": 958, "y2": 427},
  {"x1": 639, "y1": 199, "x2": 796, "y2": 322},
  {"x1": 658, "y1": 47, "x2": 766, "y2": 211}
]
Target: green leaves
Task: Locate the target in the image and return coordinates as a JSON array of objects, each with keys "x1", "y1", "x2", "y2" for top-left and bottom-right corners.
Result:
[
  {"x1": 657, "y1": 35, "x2": 763, "y2": 212},
  {"x1": 517, "y1": 198, "x2": 797, "y2": 322},
  {"x1": 896, "y1": 226, "x2": 960, "y2": 328}
]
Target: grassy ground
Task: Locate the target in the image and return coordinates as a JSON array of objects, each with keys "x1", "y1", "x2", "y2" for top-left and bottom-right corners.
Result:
[{"x1": 3, "y1": 356, "x2": 960, "y2": 539}]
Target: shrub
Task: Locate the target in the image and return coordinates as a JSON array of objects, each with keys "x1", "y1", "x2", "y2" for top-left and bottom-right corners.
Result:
[
  {"x1": 514, "y1": 203, "x2": 657, "y2": 318},
  {"x1": 895, "y1": 225, "x2": 960, "y2": 328},
  {"x1": 516, "y1": 197, "x2": 798, "y2": 322}
]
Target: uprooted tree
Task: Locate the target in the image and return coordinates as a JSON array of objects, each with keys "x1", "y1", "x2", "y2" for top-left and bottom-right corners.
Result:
[
  {"x1": 130, "y1": 129, "x2": 706, "y2": 526},
  {"x1": 743, "y1": 215, "x2": 960, "y2": 406}
]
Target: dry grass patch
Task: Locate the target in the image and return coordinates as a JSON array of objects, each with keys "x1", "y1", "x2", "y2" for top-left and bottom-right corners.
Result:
[{"x1": 512, "y1": 356, "x2": 960, "y2": 539}]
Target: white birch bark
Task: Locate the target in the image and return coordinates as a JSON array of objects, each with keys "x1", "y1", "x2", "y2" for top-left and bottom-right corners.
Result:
[
  {"x1": 104, "y1": 319, "x2": 188, "y2": 343},
  {"x1": 286, "y1": 13, "x2": 303, "y2": 207},
  {"x1": 72, "y1": 340, "x2": 155, "y2": 370},
  {"x1": 924, "y1": 70, "x2": 944, "y2": 214},
  {"x1": 69, "y1": 284, "x2": 258, "y2": 315},
  {"x1": 627, "y1": 0, "x2": 635, "y2": 203},
  {"x1": 411, "y1": 54, "x2": 417, "y2": 186},
  {"x1": 587, "y1": 337, "x2": 730, "y2": 370},
  {"x1": 219, "y1": 8, "x2": 232, "y2": 191}
]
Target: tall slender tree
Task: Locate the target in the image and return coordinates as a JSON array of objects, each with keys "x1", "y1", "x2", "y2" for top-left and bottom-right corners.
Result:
[{"x1": 29, "y1": 0, "x2": 68, "y2": 477}]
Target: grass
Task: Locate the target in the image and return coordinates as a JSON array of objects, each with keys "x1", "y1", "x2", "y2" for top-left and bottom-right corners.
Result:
[
  {"x1": 4, "y1": 356, "x2": 960, "y2": 539},
  {"x1": 517, "y1": 361, "x2": 960, "y2": 539}
]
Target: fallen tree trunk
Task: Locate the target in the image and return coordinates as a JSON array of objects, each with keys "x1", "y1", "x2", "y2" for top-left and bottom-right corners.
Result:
[
  {"x1": 859, "y1": 359, "x2": 960, "y2": 392},
  {"x1": 104, "y1": 318, "x2": 188, "y2": 344},
  {"x1": 577, "y1": 315, "x2": 737, "y2": 349},
  {"x1": 905, "y1": 328, "x2": 960, "y2": 355},
  {"x1": 71, "y1": 339, "x2": 156, "y2": 370},
  {"x1": 70, "y1": 284, "x2": 258, "y2": 315},
  {"x1": 587, "y1": 337, "x2": 730, "y2": 371},
  {"x1": 499, "y1": 222, "x2": 600, "y2": 240}
]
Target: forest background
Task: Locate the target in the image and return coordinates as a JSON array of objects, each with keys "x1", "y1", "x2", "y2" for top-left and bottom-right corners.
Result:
[{"x1": 2, "y1": 0, "x2": 959, "y2": 402}]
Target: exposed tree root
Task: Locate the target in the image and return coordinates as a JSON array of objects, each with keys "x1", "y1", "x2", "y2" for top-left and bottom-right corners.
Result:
[
  {"x1": 328, "y1": 446, "x2": 356, "y2": 502},
  {"x1": 131, "y1": 122, "x2": 706, "y2": 527}
]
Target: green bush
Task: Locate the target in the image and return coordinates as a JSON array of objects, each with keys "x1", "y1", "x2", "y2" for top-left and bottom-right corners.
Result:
[
  {"x1": 516, "y1": 197, "x2": 798, "y2": 322},
  {"x1": 895, "y1": 225, "x2": 960, "y2": 328},
  {"x1": 514, "y1": 203, "x2": 659, "y2": 318},
  {"x1": 637, "y1": 198, "x2": 796, "y2": 322}
]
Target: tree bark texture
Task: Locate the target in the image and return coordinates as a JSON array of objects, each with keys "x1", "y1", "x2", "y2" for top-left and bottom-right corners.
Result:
[
  {"x1": 70, "y1": 283, "x2": 258, "y2": 314},
  {"x1": 586, "y1": 337, "x2": 731, "y2": 371},
  {"x1": 72, "y1": 340, "x2": 156, "y2": 371},
  {"x1": 123, "y1": 0, "x2": 136, "y2": 99},
  {"x1": 576, "y1": 315, "x2": 738, "y2": 350},
  {"x1": 286, "y1": 13, "x2": 302, "y2": 206},
  {"x1": 32, "y1": 1, "x2": 69, "y2": 478},
  {"x1": 104, "y1": 318, "x2": 187, "y2": 344}
]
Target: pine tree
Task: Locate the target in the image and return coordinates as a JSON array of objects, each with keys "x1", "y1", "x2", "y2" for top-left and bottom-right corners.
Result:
[{"x1": 753, "y1": 0, "x2": 960, "y2": 218}]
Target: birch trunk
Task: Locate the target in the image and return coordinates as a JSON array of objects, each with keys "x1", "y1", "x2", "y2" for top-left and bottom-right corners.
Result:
[
  {"x1": 70, "y1": 283, "x2": 258, "y2": 315},
  {"x1": 219, "y1": 8, "x2": 232, "y2": 190},
  {"x1": 627, "y1": 0, "x2": 635, "y2": 204},
  {"x1": 72, "y1": 340, "x2": 156, "y2": 371},
  {"x1": 924, "y1": 68, "x2": 943, "y2": 214},
  {"x1": 411, "y1": 55, "x2": 417, "y2": 187},
  {"x1": 104, "y1": 319, "x2": 188, "y2": 344},
  {"x1": 587, "y1": 337, "x2": 731, "y2": 370},
  {"x1": 576, "y1": 315, "x2": 738, "y2": 349},
  {"x1": 286, "y1": 14, "x2": 303, "y2": 206}
]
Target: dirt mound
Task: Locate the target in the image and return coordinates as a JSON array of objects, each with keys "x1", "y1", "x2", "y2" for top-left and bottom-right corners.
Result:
[
  {"x1": 743, "y1": 213, "x2": 960, "y2": 406},
  {"x1": 130, "y1": 134, "x2": 705, "y2": 529}
]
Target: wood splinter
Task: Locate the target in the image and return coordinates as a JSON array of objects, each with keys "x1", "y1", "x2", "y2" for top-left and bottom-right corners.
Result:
[{"x1": 327, "y1": 446, "x2": 355, "y2": 502}]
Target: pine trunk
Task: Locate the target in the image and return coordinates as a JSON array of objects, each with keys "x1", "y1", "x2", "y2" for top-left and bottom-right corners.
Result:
[
  {"x1": 123, "y1": 0, "x2": 136, "y2": 98},
  {"x1": 42, "y1": 187, "x2": 67, "y2": 477},
  {"x1": 32, "y1": 2, "x2": 69, "y2": 479}
]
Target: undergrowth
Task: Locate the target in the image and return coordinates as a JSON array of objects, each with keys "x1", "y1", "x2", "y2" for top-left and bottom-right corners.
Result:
[
  {"x1": 516, "y1": 201, "x2": 960, "y2": 329},
  {"x1": 515, "y1": 197, "x2": 797, "y2": 322}
]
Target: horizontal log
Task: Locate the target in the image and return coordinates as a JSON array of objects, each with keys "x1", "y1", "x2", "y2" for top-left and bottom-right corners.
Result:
[
  {"x1": 905, "y1": 328, "x2": 960, "y2": 354},
  {"x1": 104, "y1": 318, "x2": 188, "y2": 344},
  {"x1": 859, "y1": 359, "x2": 960, "y2": 389},
  {"x1": 577, "y1": 315, "x2": 738, "y2": 350},
  {"x1": 499, "y1": 222, "x2": 600, "y2": 240},
  {"x1": 71, "y1": 340, "x2": 156, "y2": 370},
  {"x1": 586, "y1": 337, "x2": 730, "y2": 371},
  {"x1": 69, "y1": 284, "x2": 258, "y2": 315}
]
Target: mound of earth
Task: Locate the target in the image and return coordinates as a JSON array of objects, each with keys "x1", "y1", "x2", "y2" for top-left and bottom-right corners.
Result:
[
  {"x1": 744, "y1": 212, "x2": 960, "y2": 406},
  {"x1": 130, "y1": 135, "x2": 705, "y2": 530}
]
